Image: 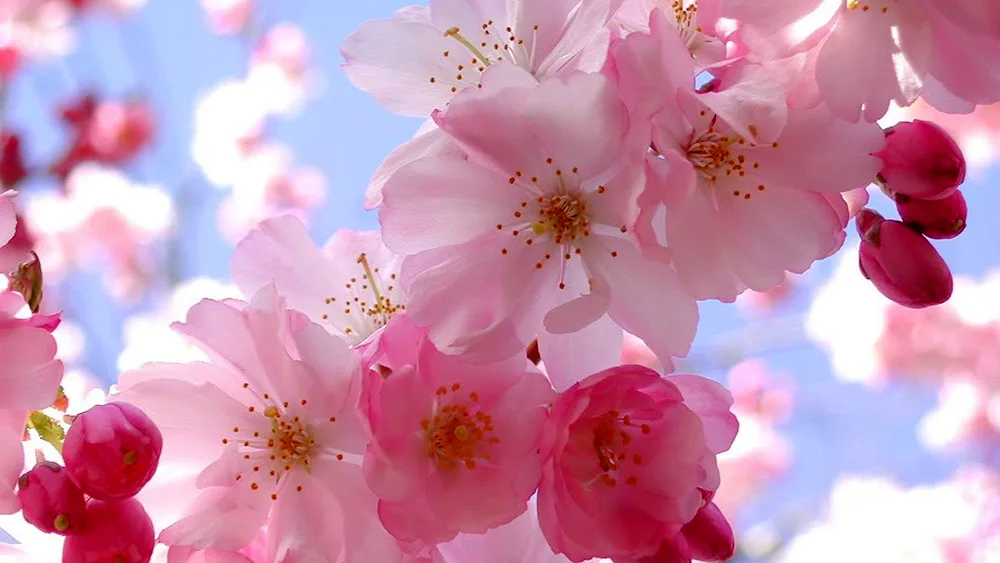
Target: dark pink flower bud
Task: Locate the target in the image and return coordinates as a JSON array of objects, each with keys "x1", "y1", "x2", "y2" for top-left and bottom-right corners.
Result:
[
  {"x1": 855, "y1": 208, "x2": 885, "y2": 243},
  {"x1": 858, "y1": 219, "x2": 953, "y2": 308},
  {"x1": 16, "y1": 462, "x2": 87, "y2": 535},
  {"x1": 875, "y1": 120, "x2": 966, "y2": 201},
  {"x1": 63, "y1": 402, "x2": 162, "y2": 500},
  {"x1": 680, "y1": 501, "x2": 735, "y2": 561},
  {"x1": 62, "y1": 498, "x2": 155, "y2": 563},
  {"x1": 897, "y1": 190, "x2": 968, "y2": 240}
]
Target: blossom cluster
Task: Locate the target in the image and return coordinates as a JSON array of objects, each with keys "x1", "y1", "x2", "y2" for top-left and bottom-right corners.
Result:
[{"x1": 1, "y1": 0, "x2": 1000, "y2": 561}]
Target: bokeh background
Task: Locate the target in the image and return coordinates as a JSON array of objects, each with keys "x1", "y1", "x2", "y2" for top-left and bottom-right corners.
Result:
[{"x1": 3, "y1": 0, "x2": 1000, "y2": 560}]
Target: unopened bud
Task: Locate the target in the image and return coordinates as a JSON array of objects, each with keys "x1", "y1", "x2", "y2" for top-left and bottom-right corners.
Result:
[
  {"x1": 874, "y1": 120, "x2": 965, "y2": 201},
  {"x1": 858, "y1": 219, "x2": 953, "y2": 308},
  {"x1": 62, "y1": 498, "x2": 155, "y2": 563},
  {"x1": 62, "y1": 402, "x2": 162, "y2": 500},
  {"x1": 16, "y1": 462, "x2": 86, "y2": 535},
  {"x1": 897, "y1": 190, "x2": 967, "y2": 240}
]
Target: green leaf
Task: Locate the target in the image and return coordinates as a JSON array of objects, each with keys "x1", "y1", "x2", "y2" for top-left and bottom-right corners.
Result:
[{"x1": 27, "y1": 411, "x2": 65, "y2": 454}]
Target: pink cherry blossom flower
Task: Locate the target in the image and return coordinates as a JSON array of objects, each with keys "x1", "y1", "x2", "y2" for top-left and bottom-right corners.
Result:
[
  {"x1": 113, "y1": 287, "x2": 384, "y2": 561},
  {"x1": 610, "y1": 10, "x2": 884, "y2": 302},
  {"x1": 231, "y1": 215, "x2": 406, "y2": 348},
  {"x1": 0, "y1": 290, "x2": 63, "y2": 514},
  {"x1": 361, "y1": 314, "x2": 556, "y2": 544},
  {"x1": 875, "y1": 120, "x2": 966, "y2": 201},
  {"x1": 857, "y1": 209, "x2": 953, "y2": 308},
  {"x1": 191, "y1": 80, "x2": 267, "y2": 187},
  {"x1": 537, "y1": 364, "x2": 737, "y2": 562},
  {"x1": 723, "y1": 0, "x2": 1000, "y2": 121},
  {"x1": 380, "y1": 71, "x2": 696, "y2": 384},
  {"x1": 342, "y1": 0, "x2": 624, "y2": 116},
  {"x1": 50, "y1": 96, "x2": 156, "y2": 179},
  {"x1": 613, "y1": 0, "x2": 735, "y2": 68},
  {"x1": 201, "y1": 0, "x2": 253, "y2": 35}
]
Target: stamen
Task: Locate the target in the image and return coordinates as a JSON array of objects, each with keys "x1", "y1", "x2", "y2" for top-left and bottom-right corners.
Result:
[{"x1": 443, "y1": 27, "x2": 492, "y2": 68}]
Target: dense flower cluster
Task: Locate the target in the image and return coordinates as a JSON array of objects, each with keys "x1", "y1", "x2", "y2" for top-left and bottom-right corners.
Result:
[{"x1": 1, "y1": 0, "x2": 999, "y2": 561}]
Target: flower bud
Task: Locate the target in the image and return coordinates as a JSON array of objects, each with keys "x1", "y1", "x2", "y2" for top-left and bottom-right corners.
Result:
[
  {"x1": 63, "y1": 402, "x2": 162, "y2": 500},
  {"x1": 16, "y1": 462, "x2": 87, "y2": 535},
  {"x1": 875, "y1": 120, "x2": 966, "y2": 201},
  {"x1": 897, "y1": 190, "x2": 968, "y2": 240},
  {"x1": 62, "y1": 498, "x2": 155, "y2": 563},
  {"x1": 858, "y1": 219, "x2": 953, "y2": 308}
]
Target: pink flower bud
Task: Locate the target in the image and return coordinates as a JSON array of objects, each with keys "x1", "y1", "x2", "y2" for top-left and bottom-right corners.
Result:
[
  {"x1": 858, "y1": 219, "x2": 953, "y2": 308},
  {"x1": 855, "y1": 208, "x2": 885, "y2": 243},
  {"x1": 62, "y1": 498, "x2": 155, "y2": 563},
  {"x1": 16, "y1": 462, "x2": 87, "y2": 535},
  {"x1": 875, "y1": 120, "x2": 966, "y2": 201},
  {"x1": 897, "y1": 190, "x2": 968, "y2": 240},
  {"x1": 63, "y1": 402, "x2": 162, "y2": 500}
]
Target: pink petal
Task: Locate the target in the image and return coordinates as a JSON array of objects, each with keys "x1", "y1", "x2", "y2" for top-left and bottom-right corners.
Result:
[
  {"x1": 380, "y1": 157, "x2": 531, "y2": 256},
  {"x1": 665, "y1": 374, "x2": 738, "y2": 454},
  {"x1": 266, "y1": 471, "x2": 349, "y2": 563},
  {"x1": 341, "y1": 19, "x2": 477, "y2": 116},
  {"x1": 158, "y1": 487, "x2": 269, "y2": 551},
  {"x1": 699, "y1": 62, "x2": 788, "y2": 144},
  {"x1": 0, "y1": 193, "x2": 14, "y2": 248},
  {"x1": 0, "y1": 326, "x2": 62, "y2": 411},
  {"x1": 366, "y1": 127, "x2": 465, "y2": 210},
  {"x1": 588, "y1": 237, "x2": 698, "y2": 363},
  {"x1": 230, "y1": 215, "x2": 342, "y2": 324},
  {"x1": 0, "y1": 411, "x2": 25, "y2": 514},
  {"x1": 539, "y1": 314, "x2": 623, "y2": 392}
]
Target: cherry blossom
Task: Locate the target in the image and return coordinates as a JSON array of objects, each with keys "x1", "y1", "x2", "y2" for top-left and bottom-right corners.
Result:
[
  {"x1": 342, "y1": 0, "x2": 625, "y2": 117},
  {"x1": 191, "y1": 80, "x2": 268, "y2": 187},
  {"x1": 380, "y1": 71, "x2": 697, "y2": 383},
  {"x1": 613, "y1": 0, "x2": 735, "y2": 68},
  {"x1": 723, "y1": 0, "x2": 1000, "y2": 121},
  {"x1": 538, "y1": 364, "x2": 737, "y2": 562},
  {"x1": 246, "y1": 23, "x2": 313, "y2": 115},
  {"x1": 231, "y1": 215, "x2": 406, "y2": 349},
  {"x1": 113, "y1": 287, "x2": 384, "y2": 560},
  {"x1": 610, "y1": 9, "x2": 884, "y2": 302},
  {"x1": 361, "y1": 314, "x2": 555, "y2": 544}
]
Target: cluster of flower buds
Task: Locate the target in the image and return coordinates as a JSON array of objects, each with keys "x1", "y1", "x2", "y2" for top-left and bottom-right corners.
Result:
[
  {"x1": 15, "y1": 402, "x2": 162, "y2": 562},
  {"x1": 858, "y1": 121, "x2": 969, "y2": 308}
]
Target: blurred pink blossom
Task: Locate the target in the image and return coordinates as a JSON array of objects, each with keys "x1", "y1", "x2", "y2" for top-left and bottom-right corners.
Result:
[
  {"x1": 191, "y1": 80, "x2": 267, "y2": 187},
  {"x1": 200, "y1": 0, "x2": 253, "y2": 35},
  {"x1": 217, "y1": 143, "x2": 326, "y2": 242},
  {"x1": 51, "y1": 95, "x2": 156, "y2": 179},
  {"x1": 25, "y1": 164, "x2": 173, "y2": 299},
  {"x1": 0, "y1": 0, "x2": 75, "y2": 64},
  {"x1": 246, "y1": 23, "x2": 313, "y2": 115}
]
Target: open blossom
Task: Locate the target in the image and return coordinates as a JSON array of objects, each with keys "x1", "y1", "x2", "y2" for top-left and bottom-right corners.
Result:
[
  {"x1": 342, "y1": 0, "x2": 624, "y2": 117},
  {"x1": 113, "y1": 287, "x2": 383, "y2": 561},
  {"x1": 724, "y1": 0, "x2": 1000, "y2": 121},
  {"x1": 610, "y1": 10, "x2": 884, "y2": 302},
  {"x1": 380, "y1": 71, "x2": 696, "y2": 385},
  {"x1": 232, "y1": 214, "x2": 405, "y2": 349},
  {"x1": 0, "y1": 290, "x2": 63, "y2": 514},
  {"x1": 361, "y1": 314, "x2": 555, "y2": 544},
  {"x1": 537, "y1": 365, "x2": 738, "y2": 562},
  {"x1": 613, "y1": 0, "x2": 735, "y2": 67},
  {"x1": 246, "y1": 23, "x2": 312, "y2": 115}
]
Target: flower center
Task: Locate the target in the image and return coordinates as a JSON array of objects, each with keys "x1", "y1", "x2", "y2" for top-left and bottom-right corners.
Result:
[
  {"x1": 532, "y1": 194, "x2": 590, "y2": 244},
  {"x1": 421, "y1": 383, "x2": 499, "y2": 470},
  {"x1": 686, "y1": 130, "x2": 741, "y2": 181},
  {"x1": 591, "y1": 410, "x2": 651, "y2": 488},
  {"x1": 320, "y1": 252, "x2": 405, "y2": 344},
  {"x1": 224, "y1": 386, "x2": 342, "y2": 500}
]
